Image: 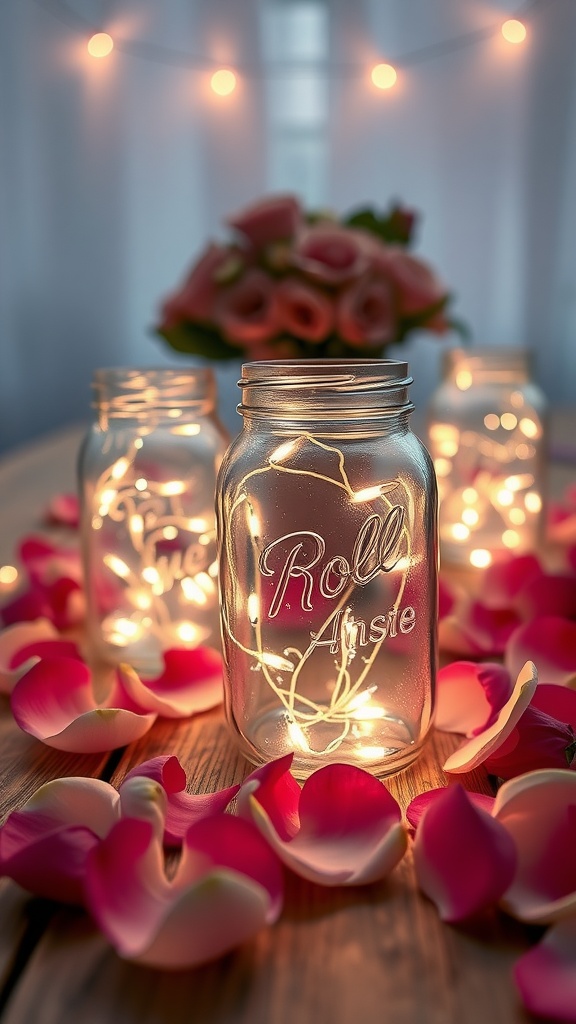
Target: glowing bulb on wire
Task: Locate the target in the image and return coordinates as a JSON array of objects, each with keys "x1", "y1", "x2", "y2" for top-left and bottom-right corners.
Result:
[
  {"x1": 211, "y1": 69, "x2": 237, "y2": 96},
  {"x1": 88, "y1": 33, "x2": 114, "y2": 58},
  {"x1": 501, "y1": 20, "x2": 527, "y2": 44},
  {"x1": 371, "y1": 64, "x2": 397, "y2": 90}
]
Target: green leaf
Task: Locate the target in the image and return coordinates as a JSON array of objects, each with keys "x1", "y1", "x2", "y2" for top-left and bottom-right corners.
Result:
[{"x1": 156, "y1": 323, "x2": 240, "y2": 361}]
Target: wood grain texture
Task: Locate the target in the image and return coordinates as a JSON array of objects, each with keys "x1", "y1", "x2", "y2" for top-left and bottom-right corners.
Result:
[{"x1": 0, "y1": 711, "x2": 539, "y2": 1024}]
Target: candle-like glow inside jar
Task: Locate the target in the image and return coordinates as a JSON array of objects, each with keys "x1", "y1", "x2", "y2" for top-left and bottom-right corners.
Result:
[{"x1": 428, "y1": 349, "x2": 546, "y2": 566}]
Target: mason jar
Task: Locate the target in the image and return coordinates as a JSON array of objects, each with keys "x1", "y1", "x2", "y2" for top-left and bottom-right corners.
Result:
[
  {"x1": 427, "y1": 348, "x2": 547, "y2": 568},
  {"x1": 216, "y1": 359, "x2": 438, "y2": 778},
  {"x1": 79, "y1": 367, "x2": 228, "y2": 675}
]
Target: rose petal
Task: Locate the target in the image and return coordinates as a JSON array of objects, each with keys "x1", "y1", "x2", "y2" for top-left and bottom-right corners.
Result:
[
  {"x1": 494, "y1": 769, "x2": 576, "y2": 923},
  {"x1": 239, "y1": 758, "x2": 407, "y2": 886},
  {"x1": 10, "y1": 656, "x2": 156, "y2": 753},
  {"x1": 0, "y1": 777, "x2": 120, "y2": 904},
  {"x1": 122, "y1": 755, "x2": 239, "y2": 845},
  {"x1": 435, "y1": 661, "x2": 513, "y2": 737},
  {"x1": 44, "y1": 494, "x2": 80, "y2": 528},
  {"x1": 514, "y1": 917, "x2": 576, "y2": 1022},
  {"x1": 532, "y1": 683, "x2": 576, "y2": 728},
  {"x1": 0, "y1": 619, "x2": 60, "y2": 693},
  {"x1": 117, "y1": 648, "x2": 223, "y2": 719},
  {"x1": 413, "y1": 785, "x2": 516, "y2": 922},
  {"x1": 406, "y1": 787, "x2": 495, "y2": 830},
  {"x1": 516, "y1": 573, "x2": 576, "y2": 622},
  {"x1": 481, "y1": 554, "x2": 543, "y2": 608},
  {"x1": 506, "y1": 616, "x2": 576, "y2": 686},
  {"x1": 85, "y1": 816, "x2": 282, "y2": 968},
  {"x1": 483, "y1": 705, "x2": 575, "y2": 779},
  {"x1": 443, "y1": 661, "x2": 538, "y2": 774}
]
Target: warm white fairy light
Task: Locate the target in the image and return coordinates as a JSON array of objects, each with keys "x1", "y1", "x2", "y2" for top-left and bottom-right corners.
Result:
[
  {"x1": 500, "y1": 413, "x2": 518, "y2": 431},
  {"x1": 525, "y1": 491, "x2": 542, "y2": 513},
  {"x1": 221, "y1": 431, "x2": 413, "y2": 760},
  {"x1": 470, "y1": 548, "x2": 492, "y2": 568},
  {"x1": 370, "y1": 63, "x2": 397, "y2": 90},
  {"x1": 502, "y1": 529, "x2": 521, "y2": 548},
  {"x1": 456, "y1": 370, "x2": 473, "y2": 391},
  {"x1": 484, "y1": 414, "x2": 500, "y2": 431},
  {"x1": 104, "y1": 554, "x2": 131, "y2": 579},
  {"x1": 87, "y1": 32, "x2": 114, "y2": 58},
  {"x1": 501, "y1": 19, "x2": 527, "y2": 43},
  {"x1": 0, "y1": 564, "x2": 18, "y2": 585},
  {"x1": 461, "y1": 508, "x2": 479, "y2": 527},
  {"x1": 211, "y1": 69, "x2": 237, "y2": 96},
  {"x1": 519, "y1": 417, "x2": 539, "y2": 438}
]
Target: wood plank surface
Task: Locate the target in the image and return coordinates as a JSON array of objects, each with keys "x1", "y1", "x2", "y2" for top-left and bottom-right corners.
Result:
[{"x1": 0, "y1": 706, "x2": 539, "y2": 1024}]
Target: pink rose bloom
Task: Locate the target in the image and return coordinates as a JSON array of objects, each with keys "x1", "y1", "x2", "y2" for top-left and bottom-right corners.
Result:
[
  {"x1": 381, "y1": 247, "x2": 449, "y2": 328},
  {"x1": 159, "y1": 244, "x2": 230, "y2": 328},
  {"x1": 336, "y1": 274, "x2": 396, "y2": 347},
  {"x1": 293, "y1": 226, "x2": 368, "y2": 286},
  {"x1": 214, "y1": 268, "x2": 280, "y2": 347},
  {"x1": 274, "y1": 277, "x2": 334, "y2": 343},
  {"x1": 227, "y1": 194, "x2": 302, "y2": 249}
]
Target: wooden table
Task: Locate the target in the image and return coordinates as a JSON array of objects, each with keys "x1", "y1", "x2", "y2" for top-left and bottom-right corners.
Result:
[{"x1": 0, "y1": 419, "x2": 573, "y2": 1024}]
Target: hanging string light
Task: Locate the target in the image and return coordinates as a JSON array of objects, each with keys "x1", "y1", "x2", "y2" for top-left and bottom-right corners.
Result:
[
  {"x1": 370, "y1": 63, "x2": 398, "y2": 91},
  {"x1": 87, "y1": 32, "x2": 114, "y2": 59},
  {"x1": 501, "y1": 19, "x2": 528, "y2": 43},
  {"x1": 210, "y1": 69, "x2": 237, "y2": 96},
  {"x1": 37, "y1": 0, "x2": 541, "y2": 92}
]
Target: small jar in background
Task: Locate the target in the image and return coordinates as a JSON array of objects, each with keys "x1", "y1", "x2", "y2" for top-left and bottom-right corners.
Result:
[
  {"x1": 216, "y1": 359, "x2": 438, "y2": 779},
  {"x1": 79, "y1": 367, "x2": 228, "y2": 675},
  {"x1": 427, "y1": 347, "x2": 547, "y2": 568}
]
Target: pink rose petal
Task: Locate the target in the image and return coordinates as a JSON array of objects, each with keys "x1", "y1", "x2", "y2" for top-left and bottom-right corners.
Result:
[
  {"x1": 506, "y1": 616, "x2": 576, "y2": 686},
  {"x1": 514, "y1": 917, "x2": 576, "y2": 1022},
  {"x1": 443, "y1": 661, "x2": 538, "y2": 774},
  {"x1": 413, "y1": 785, "x2": 516, "y2": 922},
  {"x1": 117, "y1": 648, "x2": 223, "y2": 719},
  {"x1": 406, "y1": 787, "x2": 495, "y2": 830},
  {"x1": 238, "y1": 758, "x2": 407, "y2": 886},
  {"x1": 483, "y1": 705, "x2": 575, "y2": 779},
  {"x1": 10, "y1": 656, "x2": 156, "y2": 753},
  {"x1": 516, "y1": 573, "x2": 576, "y2": 622},
  {"x1": 494, "y1": 769, "x2": 576, "y2": 923},
  {"x1": 0, "y1": 619, "x2": 60, "y2": 693},
  {"x1": 122, "y1": 755, "x2": 239, "y2": 845},
  {"x1": 436, "y1": 661, "x2": 513, "y2": 737},
  {"x1": 0, "y1": 776, "x2": 120, "y2": 905},
  {"x1": 44, "y1": 494, "x2": 80, "y2": 528},
  {"x1": 532, "y1": 683, "x2": 576, "y2": 727},
  {"x1": 481, "y1": 553, "x2": 543, "y2": 608},
  {"x1": 85, "y1": 815, "x2": 282, "y2": 968}
]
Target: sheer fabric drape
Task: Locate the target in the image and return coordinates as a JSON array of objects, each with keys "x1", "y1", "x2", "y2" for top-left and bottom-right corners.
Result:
[{"x1": 1, "y1": 0, "x2": 575, "y2": 452}]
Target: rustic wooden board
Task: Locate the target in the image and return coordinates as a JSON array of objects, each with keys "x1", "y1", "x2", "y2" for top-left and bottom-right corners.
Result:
[{"x1": 0, "y1": 717, "x2": 538, "y2": 1024}]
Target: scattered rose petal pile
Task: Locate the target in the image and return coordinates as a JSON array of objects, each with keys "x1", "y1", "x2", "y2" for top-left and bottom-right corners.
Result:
[{"x1": 0, "y1": 491, "x2": 576, "y2": 1018}]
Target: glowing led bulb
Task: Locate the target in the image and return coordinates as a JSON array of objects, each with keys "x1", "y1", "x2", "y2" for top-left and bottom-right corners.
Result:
[
  {"x1": 371, "y1": 63, "x2": 397, "y2": 90},
  {"x1": 211, "y1": 69, "x2": 237, "y2": 96},
  {"x1": 88, "y1": 33, "x2": 114, "y2": 58},
  {"x1": 502, "y1": 529, "x2": 521, "y2": 549},
  {"x1": 484, "y1": 414, "x2": 500, "y2": 431},
  {"x1": 461, "y1": 508, "x2": 479, "y2": 527},
  {"x1": 0, "y1": 565, "x2": 18, "y2": 585},
  {"x1": 451, "y1": 523, "x2": 470, "y2": 541},
  {"x1": 525, "y1": 491, "x2": 542, "y2": 513},
  {"x1": 502, "y1": 19, "x2": 527, "y2": 44},
  {"x1": 456, "y1": 370, "x2": 473, "y2": 391},
  {"x1": 470, "y1": 549, "x2": 492, "y2": 569}
]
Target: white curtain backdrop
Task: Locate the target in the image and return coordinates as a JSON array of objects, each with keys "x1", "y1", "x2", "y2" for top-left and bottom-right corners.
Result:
[{"x1": 1, "y1": 0, "x2": 575, "y2": 454}]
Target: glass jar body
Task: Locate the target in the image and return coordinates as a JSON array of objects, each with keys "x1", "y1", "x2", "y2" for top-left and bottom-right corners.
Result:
[
  {"x1": 79, "y1": 368, "x2": 228, "y2": 675},
  {"x1": 216, "y1": 360, "x2": 438, "y2": 779},
  {"x1": 427, "y1": 349, "x2": 547, "y2": 568}
]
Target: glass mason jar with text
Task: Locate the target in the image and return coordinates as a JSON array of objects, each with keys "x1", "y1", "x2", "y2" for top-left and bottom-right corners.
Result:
[
  {"x1": 216, "y1": 360, "x2": 438, "y2": 779},
  {"x1": 427, "y1": 348, "x2": 547, "y2": 568},
  {"x1": 79, "y1": 367, "x2": 228, "y2": 675}
]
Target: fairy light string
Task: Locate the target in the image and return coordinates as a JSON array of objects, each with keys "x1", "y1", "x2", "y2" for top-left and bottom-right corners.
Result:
[{"x1": 221, "y1": 432, "x2": 414, "y2": 758}]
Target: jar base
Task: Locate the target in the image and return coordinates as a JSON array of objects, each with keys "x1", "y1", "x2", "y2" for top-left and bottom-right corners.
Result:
[{"x1": 231, "y1": 706, "x2": 429, "y2": 780}]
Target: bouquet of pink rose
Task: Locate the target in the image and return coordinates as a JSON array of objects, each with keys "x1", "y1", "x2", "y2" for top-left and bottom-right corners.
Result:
[{"x1": 155, "y1": 194, "x2": 461, "y2": 361}]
